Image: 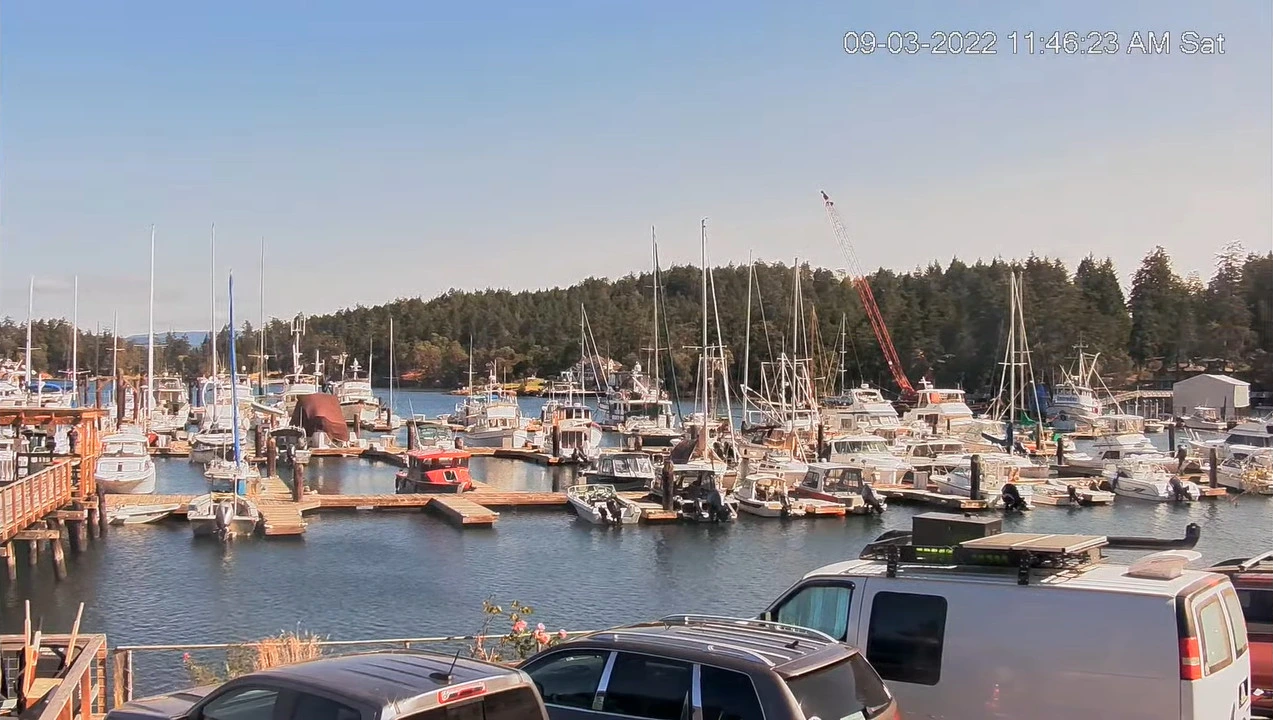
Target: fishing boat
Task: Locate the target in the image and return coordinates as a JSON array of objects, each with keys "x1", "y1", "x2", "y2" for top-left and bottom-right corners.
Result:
[
  {"x1": 539, "y1": 375, "x2": 602, "y2": 462},
  {"x1": 792, "y1": 462, "x2": 883, "y2": 514},
  {"x1": 94, "y1": 428, "x2": 156, "y2": 494},
  {"x1": 1104, "y1": 461, "x2": 1201, "y2": 503},
  {"x1": 732, "y1": 472, "x2": 806, "y2": 518},
  {"x1": 109, "y1": 503, "x2": 180, "y2": 525},
  {"x1": 580, "y1": 451, "x2": 654, "y2": 492},
  {"x1": 188, "y1": 273, "x2": 261, "y2": 540},
  {"x1": 566, "y1": 484, "x2": 641, "y2": 525},
  {"x1": 395, "y1": 449, "x2": 474, "y2": 493},
  {"x1": 1046, "y1": 348, "x2": 1105, "y2": 432},
  {"x1": 335, "y1": 359, "x2": 380, "y2": 426}
]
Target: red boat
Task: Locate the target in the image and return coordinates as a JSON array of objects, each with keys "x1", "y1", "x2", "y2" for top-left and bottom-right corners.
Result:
[{"x1": 395, "y1": 449, "x2": 474, "y2": 494}]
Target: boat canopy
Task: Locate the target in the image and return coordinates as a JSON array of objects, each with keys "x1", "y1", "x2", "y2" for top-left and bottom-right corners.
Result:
[{"x1": 289, "y1": 394, "x2": 349, "y2": 442}]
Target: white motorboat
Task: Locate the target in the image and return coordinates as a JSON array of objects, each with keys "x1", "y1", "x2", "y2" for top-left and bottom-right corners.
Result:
[
  {"x1": 581, "y1": 451, "x2": 654, "y2": 492},
  {"x1": 335, "y1": 360, "x2": 380, "y2": 426},
  {"x1": 821, "y1": 383, "x2": 909, "y2": 440},
  {"x1": 903, "y1": 379, "x2": 976, "y2": 435},
  {"x1": 94, "y1": 429, "x2": 157, "y2": 494},
  {"x1": 617, "y1": 415, "x2": 682, "y2": 448},
  {"x1": 826, "y1": 433, "x2": 912, "y2": 485},
  {"x1": 189, "y1": 428, "x2": 236, "y2": 464},
  {"x1": 541, "y1": 400, "x2": 602, "y2": 462},
  {"x1": 109, "y1": 503, "x2": 180, "y2": 525},
  {"x1": 1065, "y1": 433, "x2": 1176, "y2": 474},
  {"x1": 1216, "y1": 451, "x2": 1273, "y2": 494},
  {"x1": 648, "y1": 460, "x2": 739, "y2": 523},
  {"x1": 931, "y1": 457, "x2": 1033, "y2": 511},
  {"x1": 792, "y1": 462, "x2": 883, "y2": 514},
  {"x1": 733, "y1": 473, "x2": 806, "y2": 518},
  {"x1": 464, "y1": 387, "x2": 531, "y2": 449},
  {"x1": 566, "y1": 484, "x2": 641, "y2": 525},
  {"x1": 1181, "y1": 407, "x2": 1226, "y2": 434},
  {"x1": 1035, "y1": 480, "x2": 1115, "y2": 506},
  {"x1": 751, "y1": 450, "x2": 809, "y2": 486},
  {"x1": 1104, "y1": 461, "x2": 1200, "y2": 502},
  {"x1": 204, "y1": 457, "x2": 263, "y2": 483}
]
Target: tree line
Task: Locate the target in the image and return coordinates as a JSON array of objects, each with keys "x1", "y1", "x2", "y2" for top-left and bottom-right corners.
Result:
[{"x1": 5, "y1": 244, "x2": 1270, "y2": 398}]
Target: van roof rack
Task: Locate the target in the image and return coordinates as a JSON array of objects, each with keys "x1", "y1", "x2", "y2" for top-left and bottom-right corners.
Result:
[{"x1": 860, "y1": 520, "x2": 1202, "y2": 586}]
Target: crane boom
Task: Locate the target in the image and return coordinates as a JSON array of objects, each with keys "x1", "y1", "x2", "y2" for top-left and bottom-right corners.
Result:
[{"x1": 820, "y1": 190, "x2": 916, "y2": 400}]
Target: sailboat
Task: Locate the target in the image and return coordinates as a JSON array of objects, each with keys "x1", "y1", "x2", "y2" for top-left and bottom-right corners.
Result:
[
  {"x1": 540, "y1": 306, "x2": 603, "y2": 461},
  {"x1": 616, "y1": 229, "x2": 681, "y2": 447},
  {"x1": 188, "y1": 273, "x2": 262, "y2": 540}
]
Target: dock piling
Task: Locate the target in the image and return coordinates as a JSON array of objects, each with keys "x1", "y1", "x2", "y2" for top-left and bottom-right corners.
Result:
[
  {"x1": 1168, "y1": 424, "x2": 1176, "y2": 452},
  {"x1": 2, "y1": 543, "x2": 14, "y2": 581},
  {"x1": 293, "y1": 461, "x2": 305, "y2": 503},
  {"x1": 1208, "y1": 447, "x2": 1218, "y2": 489},
  {"x1": 96, "y1": 487, "x2": 109, "y2": 536},
  {"x1": 406, "y1": 421, "x2": 418, "y2": 451},
  {"x1": 47, "y1": 519, "x2": 67, "y2": 580},
  {"x1": 27, "y1": 538, "x2": 38, "y2": 566},
  {"x1": 969, "y1": 454, "x2": 982, "y2": 501},
  {"x1": 1055, "y1": 435, "x2": 1065, "y2": 466},
  {"x1": 266, "y1": 437, "x2": 277, "y2": 480}
]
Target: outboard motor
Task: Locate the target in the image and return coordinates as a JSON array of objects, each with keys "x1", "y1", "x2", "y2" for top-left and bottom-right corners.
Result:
[
  {"x1": 1067, "y1": 484, "x2": 1081, "y2": 505},
  {"x1": 778, "y1": 490, "x2": 794, "y2": 517},
  {"x1": 606, "y1": 497, "x2": 624, "y2": 524},
  {"x1": 1168, "y1": 476, "x2": 1188, "y2": 502},
  {"x1": 861, "y1": 484, "x2": 885, "y2": 515},
  {"x1": 1000, "y1": 483, "x2": 1028, "y2": 513},
  {"x1": 214, "y1": 500, "x2": 234, "y2": 541},
  {"x1": 707, "y1": 487, "x2": 730, "y2": 522}
]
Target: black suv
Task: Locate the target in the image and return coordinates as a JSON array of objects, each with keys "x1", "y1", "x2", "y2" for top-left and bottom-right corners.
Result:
[
  {"x1": 520, "y1": 614, "x2": 898, "y2": 720},
  {"x1": 106, "y1": 651, "x2": 549, "y2": 720}
]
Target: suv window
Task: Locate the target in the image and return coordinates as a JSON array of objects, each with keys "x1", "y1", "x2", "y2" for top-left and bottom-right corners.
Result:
[
  {"x1": 522, "y1": 650, "x2": 610, "y2": 709},
  {"x1": 1220, "y1": 587, "x2": 1249, "y2": 656},
  {"x1": 600, "y1": 652, "x2": 692, "y2": 720},
  {"x1": 1236, "y1": 586, "x2": 1273, "y2": 627},
  {"x1": 785, "y1": 654, "x2": 892, "y2": 720},
  {"x1": 1197, "y1": 596, "x2": 1234, "y2": 674},
  {"x1": 866, "y1": 591, "x2": 947, "y2": 686},
  {"x1": 404, "y1": 687, "x2": 544, "y2": 720},
  {"x1": 772, "y1": 582, "x2": 853, "y2": 641},
  {"x1": 200, "y1": 688, "x2": 280, "y2": 720},
  {"x1": 290, "y1": 693, "x2": 360, "y2": 720},
  {"x1": 699, "y1": 665, "x2": 763, "y2": 720}
]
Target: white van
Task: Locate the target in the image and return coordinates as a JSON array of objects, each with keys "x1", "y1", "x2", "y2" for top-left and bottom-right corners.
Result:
[{"x1": 761, "y1": 514, "x2": 1251, "y2": 720}]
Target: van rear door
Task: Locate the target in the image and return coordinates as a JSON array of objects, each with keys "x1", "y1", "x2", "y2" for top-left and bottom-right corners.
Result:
[{"x1": 1179, "y1": 580, "x2": 1251, "y2": 719}]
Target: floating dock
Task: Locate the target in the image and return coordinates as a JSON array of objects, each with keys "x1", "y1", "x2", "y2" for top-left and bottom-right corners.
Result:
[{"x1": 875, "y1": 486, "x2": 989, "y2": 511}]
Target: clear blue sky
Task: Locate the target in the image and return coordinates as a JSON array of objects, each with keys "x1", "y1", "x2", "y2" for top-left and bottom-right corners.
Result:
[{"x1": 2, "y1": 0, "x2": 1270, "y2": 333}]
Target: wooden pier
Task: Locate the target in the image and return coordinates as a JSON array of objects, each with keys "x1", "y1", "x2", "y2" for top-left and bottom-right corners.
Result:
[
  {"x1": 875, "y1": 485, "x2": 990, "y2": 511},
  {"x1": 427, "y1": 495, "x2": 499, "y2": 527}
]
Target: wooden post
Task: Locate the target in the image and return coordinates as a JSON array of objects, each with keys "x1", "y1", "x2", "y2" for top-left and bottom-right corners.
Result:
[
  {"x1": 969, "y1": 454, "x2": 982, "y2": 501},
  {"x1": 95, "y1": 381, "x2": 103, "y2": 409},
  {"x1": 293, "y1": 461, "x2": 305, "y2": 502},
  {"x1": 26, "y1": 539, "x2": 38, "y2": 567},
  {"x1": 1167, "y1": 424, "x2": 1176, "y2": 452},
  {"x1": 96, "y1": 487, "x2": 109, "y2": 535},
  {"x1": 1055, "y1": 435, "x2": 1065, "y2": 467},
  {"x1": 816, "y1": 423, "x2": 826, "y2": 461},
  {"x1": 551, "y1": 424, "x2": 561, "y2": 457},
  {"x1": 132, "y1": 380, "x2": 141, "y2": 423},
  {"x1": 2, "y1": 543, "x2": 14, "y2": 581},
  {"x1": 266, "y1": 437, "x2": 277, "y2": 479},
  {"x1": 115, "y1": 368, "x2": 125, "y2": 428},
  {"x1": 406, "y1": 421, "x2": 418, "y2": 451},
  {"x1": 661, "y1": 458, "x2": 674, "y2": 512},
  {"x1": 1209, "y1": 447, "x2": 1219, "y2": 488},
  {"x1": 47, "y1": 520, "x2": 66, "y2": 580},
  {"x1": 254, "y1": 425, "x2": 265, "y2": 458},
  {"x1": 112, "y1": 649, "x2": 134, "y2": 706}
]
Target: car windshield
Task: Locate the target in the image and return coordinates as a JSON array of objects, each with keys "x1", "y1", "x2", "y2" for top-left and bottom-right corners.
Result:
[{"x1": 785, "y1": 655, "x2": 891, "y2": 720}]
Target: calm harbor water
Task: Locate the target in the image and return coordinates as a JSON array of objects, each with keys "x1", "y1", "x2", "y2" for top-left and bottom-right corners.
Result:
[{"x1": 3, "y1": 390, "x2": 1269, "y2": 693}]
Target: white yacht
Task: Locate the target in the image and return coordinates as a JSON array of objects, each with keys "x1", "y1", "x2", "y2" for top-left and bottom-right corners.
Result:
[
  {"x1": 463, "y1": 385, "x2": 531, "y2": 449},
  {"x1": 94, "y1": 428, "x2": 156, "y2": 494},
  {"x1": 733, "y1": 472, "x2": 806, "y2": 518},
  {"x1": 826, "y1": 433, "x2": 912, "y2": 485},
  {"x1": 931, "y1": 457, "x2": 1033, "y2": 511},
  {"x1": 1104, "y1": 461, "x2": 1200, "y2": 502},
  {"x1": 1066, "y1": 433, "x2": 1175, "y2": 474},
  {"x1": 821, "y1": 384, "x2": 908, "y2": 440},
  {"x1": 1181, "y1": 406, "x2": 1226, "y2": 434},
  {"x1": 902, "y1": 379, "x2": 975, "y2": 434},
  {"x1": 566, "y1": 484, "x2": 641, "y2": 525},
  {"x1": 1215, "y1": 451, "x2": 1273, "y2": 494},
  {"x1": 540, "y1": 399, "x2": 602, "y2": 461},
  {"x1": 335, "y1": 360, "x2": 380, "y2": 426}
]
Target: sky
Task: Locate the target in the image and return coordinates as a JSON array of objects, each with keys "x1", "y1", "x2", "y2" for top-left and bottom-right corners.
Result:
[{"x1": 1, "y1": 0, "x2": 1270, "y2": 334}]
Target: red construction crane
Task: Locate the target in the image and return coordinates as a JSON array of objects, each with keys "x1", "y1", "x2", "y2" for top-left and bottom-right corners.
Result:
[{"x1": 820, "y1": 190, "x2": 916, "y2": 402}]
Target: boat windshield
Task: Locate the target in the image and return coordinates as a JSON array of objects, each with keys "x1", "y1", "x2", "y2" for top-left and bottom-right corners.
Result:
[
  {"x1": 805, "y1": 467, "x2": 862, "y2": 492},
  {"x1": 422, "y1": 456, "x2": 468, "y2": 470},
  {"x1": 833, "y1": 438, "x2": 889, "y2": 454},
  {"x1": 611, "y1": 456, "x2": 651, "y2": 476}
]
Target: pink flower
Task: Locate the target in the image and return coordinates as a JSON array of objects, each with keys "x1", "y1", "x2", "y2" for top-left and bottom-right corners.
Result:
[
  {"x1": 512, "y1": 620, "x2": 528, "y2": 633},
  {"x1": 557, "y1": 629, "x2": 568, "y2": 639},
  {"x1": 182, "y1": 652, "x2": 191, "y2": 661},
  {"x1": 536, "y1": 622, "x2": 545, "y2": 632},
  {"x1": 534, "y1": 630, "x2": 550, "y2": 645}
]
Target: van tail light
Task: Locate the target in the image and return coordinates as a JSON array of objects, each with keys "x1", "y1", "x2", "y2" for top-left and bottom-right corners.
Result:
[
  {"x1": 1179, "y1": 637, "x2": 1202, "y2": 680},
  {"x1": 438, "y1": 682, "x2": 486, "y2": 704}
]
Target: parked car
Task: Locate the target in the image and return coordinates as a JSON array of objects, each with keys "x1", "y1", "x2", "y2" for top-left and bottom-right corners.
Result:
[
  {"x1": 1207, "y1": 552, "x2": 1273, "y2": 717},
  {"x1": 761, "y1": 512, "x2": 1252, "y2": 720},
  {"x1": 519, "y1": 614, "x2": 898, "y2": 720},
  {"x1": 106, "y1": 650, "x2": 550, "y2": 720}
]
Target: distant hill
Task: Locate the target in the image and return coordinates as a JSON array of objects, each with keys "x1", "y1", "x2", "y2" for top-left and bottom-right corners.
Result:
[{"x1": 125, "y1": 331, "x2": 208, "y2": 346}]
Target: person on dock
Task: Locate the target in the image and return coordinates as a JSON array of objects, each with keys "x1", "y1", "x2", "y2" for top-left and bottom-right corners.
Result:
[{"x1": 67, "y1": 425, "x2": 79, "y2": 454}]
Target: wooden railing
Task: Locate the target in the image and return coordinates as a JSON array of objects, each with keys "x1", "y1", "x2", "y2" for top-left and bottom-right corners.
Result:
[
  {"x1": 0, "y1": 461, "x2": 73, "y2": 543},
  {"x1": 0, "y1": 633, "x2": 109, "y2": 720}
]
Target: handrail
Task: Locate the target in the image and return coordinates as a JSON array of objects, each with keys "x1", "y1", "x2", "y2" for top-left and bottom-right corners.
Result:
[
  {"x1": 0, "y1": 461, "x2": 74, "y2": 543},
  {"x1": 33, "y1": 634, "x2": 107, "y2": 720}
]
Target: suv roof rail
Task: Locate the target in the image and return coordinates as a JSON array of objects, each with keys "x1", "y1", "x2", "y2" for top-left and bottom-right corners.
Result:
[
  {"x1": 591, "y1": 630, "x2": 779, "y2": 667},
  {"x1": 656, "y1": 615, "x2": 836, "y2": 643},
  {"x1": 1239, "y1": 550, "x2": 1273, "y2": 571}
]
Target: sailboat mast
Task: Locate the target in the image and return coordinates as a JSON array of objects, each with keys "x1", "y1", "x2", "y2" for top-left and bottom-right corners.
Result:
[
  {"x1": 209, "y1": 224, "x2": 218, "y2": 417},
  {"x1": 147, "y1": 224, "x2": 155, "y2": 420},
  {"x1": 651, "y1": 227, "x2": 660, "y2": 395},
  {"x1": 71, "y1": 276, "x2": 78, "y2": 406},
  {"x1": 388, "y1": 316, "x2": 395, "y2": 416},
  {"x1": 699, "y1": 219, "x2": 709, "y2": 450},
  {"x1": 1009, "y1": 272, "x2": 1017, "y2": 425},
  {"x1": 258, "y1": 237, "x2": 266, "y2": 395},
  {"x1": 227, "y1": 272, "x2": 243, "y2": 469},
  {"x1": 111, "y1": 311, "x2": 118, "y2": 417},
  {"x1": 742, "y1": 252, "x2": 753, "y2": 422},
  {"x1": 24, "y1": 276, "x2": 33, "y2": 391}
]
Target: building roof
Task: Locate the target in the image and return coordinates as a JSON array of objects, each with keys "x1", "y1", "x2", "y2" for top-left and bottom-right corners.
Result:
[{"x1": 1175, "y1": 373, "x2": 1249, "y2": 388}]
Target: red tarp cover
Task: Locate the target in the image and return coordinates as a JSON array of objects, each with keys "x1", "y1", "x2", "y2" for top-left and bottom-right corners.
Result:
[{"x1": 290, "y1": 394, "x2": 350, "y2": 443}]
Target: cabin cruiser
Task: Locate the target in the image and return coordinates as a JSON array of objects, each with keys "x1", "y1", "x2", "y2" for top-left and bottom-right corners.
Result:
[
  {"x1": 581, "y1": 451, "x2": 655, "y2": 492},
  {"x1": 1104, "y1": 461, "x2": 1200, "y2": 502},
  {"x1": 412, "y1": 421, "x2": 457, "y2": 451},
  {"x1": 189, "y1": 425, "x2": 237, "y2": 464},
  {"x1": 566, "y1": 483, "x2": 640, "y2": 525},
  {"x1": 195, "y1": 375, "x2": 254, "y2": 432},
  {"x1": 597, "y1": 362, "x2": 673, "y2": 427},
  {"x1": 902, "y1": 379, "x2": 976, "y2": 434},
  {"x1": 648, "y1": 460, "x2": 738, "y2": 523},
  {"x1": 149, "y1": 374, "x2": 191, "y2": 434},
  {"x1": 895, "y1": 437, "x2": 967, "y2": 483},
  {"x1": 94, "y1": 428, "x2": 156, "y2": 494},
  {"x1": 540, "y1": 399, "x2": 602, "y2": 461},
  {"x1": 1065, "y1": 433, "x2": 1177, "y2": 474},
  {"x1": 334, "y1": 362, "x2": 380, "y2": 426},
  {"x1": 792, "y1": 462, "x2": 883, "y2": 514},
  {"x1": 464, "y1": 389, "x2": 532, "y2": 449},
  {"x1": 395, "y1": 449, "x2": 474, "y2": 493},
  {"x1": 1180, "y1": 406, "x2": 1226, "y2": 434},
  {"x1": 825, "y1": 433, "x2": 911, "y2": 485},
  {"x1": 821, "y1": 384, "x2": 909, "y2": 440},
  {"x1": 931, "y1": 457, "x2": 1033, "y2": 511},
  {"x1": 1215, "y1": 451, "x2": 1273, "y2": 494}
]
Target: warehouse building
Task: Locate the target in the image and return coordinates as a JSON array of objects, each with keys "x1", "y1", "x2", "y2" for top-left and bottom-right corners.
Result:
[{"x1": 1172, "y1": 374, "x2": 1250, "y2": 420}]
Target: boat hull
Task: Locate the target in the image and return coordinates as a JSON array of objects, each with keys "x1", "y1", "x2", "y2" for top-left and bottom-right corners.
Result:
[
  {"x1": 395, "y1": 474, "x2": 469, "y2": 494},
  {"x1": 463, "y1": 427, "x2": 529, "y2": 449},
  {"x1": 95, "y1": 464, "x2": 157, "y2": 494},
  {"x1": 109, "y1": 504, "x2": 180, "y2": 525},
  {"x1": 188, "y1": 495, "x2": 261, "y2": 538},
  {"x1": 736, "y1": 496, "x2": 806, "y2": 518}
]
